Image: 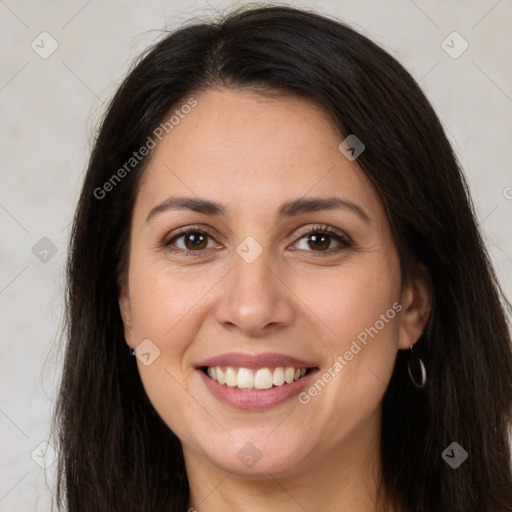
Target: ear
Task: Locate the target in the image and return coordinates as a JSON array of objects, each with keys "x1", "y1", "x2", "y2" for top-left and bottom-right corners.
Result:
[
  {"x1": 118, "y1": 282, "x2": 135, "y2": 349},
  {"x1": 397, "y1": 265, "x2": 432, "y2": 350}
]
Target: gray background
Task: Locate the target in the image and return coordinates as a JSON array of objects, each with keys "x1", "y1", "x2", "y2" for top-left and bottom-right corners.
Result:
[{"x1": 1, "y1": 0, "x2": 511, "y2": 510}]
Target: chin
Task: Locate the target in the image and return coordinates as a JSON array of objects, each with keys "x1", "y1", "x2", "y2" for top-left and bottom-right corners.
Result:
[{"x1": 193, "y1": 429, "x2": 309, "y2": 476}]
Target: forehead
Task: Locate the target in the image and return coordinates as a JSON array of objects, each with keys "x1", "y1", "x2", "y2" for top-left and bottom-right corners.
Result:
[{"x1": 135, "y1": 88, "x2": 383, "y2": 223}]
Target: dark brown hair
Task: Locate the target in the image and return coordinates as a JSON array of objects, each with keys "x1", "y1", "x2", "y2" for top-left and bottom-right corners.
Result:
[{"x1": 52, "y1": 5, "x2": 512, "y2": 511}]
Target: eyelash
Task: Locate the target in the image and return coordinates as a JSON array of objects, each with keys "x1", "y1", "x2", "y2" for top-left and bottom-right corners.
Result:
[{"x1": 162, "y1": 224, "x2": 352, "y2": 257}]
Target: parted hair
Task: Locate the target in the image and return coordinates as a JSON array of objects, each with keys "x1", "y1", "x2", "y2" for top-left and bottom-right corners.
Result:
[{"x1": 52, "y1": 5, "x2": 512, "y2": 511}]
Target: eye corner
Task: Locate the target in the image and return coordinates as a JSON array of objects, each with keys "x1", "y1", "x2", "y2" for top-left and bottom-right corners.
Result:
[{"x1": 290, "y1": 224, "x2": 354, "y2": 256}]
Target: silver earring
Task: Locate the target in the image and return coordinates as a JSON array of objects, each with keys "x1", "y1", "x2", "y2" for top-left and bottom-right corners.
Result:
[
  {"x1": 407, "y1": 344, "x2": 426, "y2": 388},
  {"x1": 129, "y1": 348, "x2": 136, "y2": 356}
]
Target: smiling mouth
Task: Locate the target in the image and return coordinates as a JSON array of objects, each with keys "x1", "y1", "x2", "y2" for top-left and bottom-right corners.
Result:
[{"x1": 202, "y1": 366, "x2": 314, "y2": 390}]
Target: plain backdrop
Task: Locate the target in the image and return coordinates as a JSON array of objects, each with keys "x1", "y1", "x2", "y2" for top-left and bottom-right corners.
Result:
[{"x1": 1, "y1": 0, "x2": 511, "y2": 510}]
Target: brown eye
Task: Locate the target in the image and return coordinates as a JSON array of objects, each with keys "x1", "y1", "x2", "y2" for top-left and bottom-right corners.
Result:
[
  {"x1": 292, "y1": 226, "x2": 352, "y2": 255},
  {"x1": 181, "y1": 231, "x2": 208, "y2": 251},
  {"x1": 164, "y1": 229, "x2": 217, "y2": 255},
  {"x1": 306, "y1": 232, "x2": 331, "y2": 251},
  {"x1": 163, "y1": 224, "x2": 351, "y2": 257}
]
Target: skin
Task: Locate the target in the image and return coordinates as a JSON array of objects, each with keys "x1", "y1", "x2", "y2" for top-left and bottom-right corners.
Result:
[{"x1": 119, "y1": 88, "x2": 431, "y2": 512}]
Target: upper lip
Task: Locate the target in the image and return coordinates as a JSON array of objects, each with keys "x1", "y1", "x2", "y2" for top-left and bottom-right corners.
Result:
[{"x1": 197, "y1": 352, "x2": 318, "y2": 370}]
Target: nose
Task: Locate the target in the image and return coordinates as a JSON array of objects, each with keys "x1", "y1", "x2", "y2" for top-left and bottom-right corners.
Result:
[{"x1": 214, "y1": 248, "x2": 295, "y2": 338}]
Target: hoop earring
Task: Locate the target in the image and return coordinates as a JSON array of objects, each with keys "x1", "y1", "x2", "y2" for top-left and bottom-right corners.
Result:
[{"x1": 407, "y1": 344, "x2": 426, "y2": 388}]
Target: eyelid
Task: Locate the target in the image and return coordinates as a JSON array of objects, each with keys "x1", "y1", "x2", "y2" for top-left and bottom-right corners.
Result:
[
  {"x1": 292, "y1": 223, "x2": 351, "y2": 244},
  {"x1": 162, "y1": 224, "x2": 223, "y2": 255},
  {"x1": 162, "y1": 223, "x2": 353, "y2": 255},
  {"x1": 163, "y1": 224, "x2": 221, "y2": 243}
]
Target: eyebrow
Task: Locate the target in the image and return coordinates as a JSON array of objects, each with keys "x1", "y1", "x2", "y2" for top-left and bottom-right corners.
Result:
[{"x1": 146, "y1": 196, "x2": 371, "y2": 224}]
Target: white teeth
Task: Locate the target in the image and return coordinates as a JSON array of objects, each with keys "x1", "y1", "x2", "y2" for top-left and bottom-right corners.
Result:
[
  {"x1": 273, "y1": 367, "x2": 285, "y2": 386},
  {"x1": 284, "y1": 367, "x2": 295, "y2": 384},
  {"x1": 225, "y1": 367, "x2": 237, "y2": 387},
  {"x1": 205, "y1": 365, "x2": 309, "y2": 390},
  {"x1": 216, "y1": 367, "x2": 225, "y2": 385},
  {"x1": 254, "y1": 368, "x2": 273, "y2": 390},
  {"x1": 237, "y1": 368, "x2": 254, "y2": 389}
]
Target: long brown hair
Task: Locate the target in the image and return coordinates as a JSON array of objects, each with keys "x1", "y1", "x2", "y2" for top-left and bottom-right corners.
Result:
[{"x1": 52, "y1": 5, "x2": 512, "y2": 511}]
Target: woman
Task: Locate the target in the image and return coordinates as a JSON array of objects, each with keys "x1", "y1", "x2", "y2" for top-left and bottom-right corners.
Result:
[{"x1": 52, "y1": 5, "x2": 512, "y2": 511}]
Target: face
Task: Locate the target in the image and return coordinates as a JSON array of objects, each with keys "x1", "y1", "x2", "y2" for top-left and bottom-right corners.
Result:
[{"x1": 119, "y1": 88, "x2": 430, "y2": 479}]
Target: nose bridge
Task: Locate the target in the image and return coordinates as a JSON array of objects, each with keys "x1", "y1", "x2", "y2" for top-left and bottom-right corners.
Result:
[
  {"x1": 234, "y1": 243, "x2": 273, "y2": 297},
  {"x1": 215, "y1": 241, "x2": 294, "y2": 335}
]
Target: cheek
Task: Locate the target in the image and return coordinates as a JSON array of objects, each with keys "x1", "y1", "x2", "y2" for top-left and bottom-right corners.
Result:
[
  {"x1": 125, "y1": 260, "x2": 213, "y2": 441},
  {"x1": 310, "y1": 259, "x2": 401, "y2": 350},
  {"x1": 294, "y1": 279, "x2": 401, "y2": 448},
  {"x1": 126, "y1": 256, "x2": 214, "y2": 350},
  {"x1": 127, "y1": 239, "x2": 402, "y2": 372},
  {"x1": 301, "y1": 252, "x2": 402, "y2": 418}
]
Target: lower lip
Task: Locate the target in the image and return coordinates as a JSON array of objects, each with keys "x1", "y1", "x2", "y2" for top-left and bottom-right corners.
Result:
[{"x1": 197, "y1": 368, "x2": 317, "y2": 410}]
